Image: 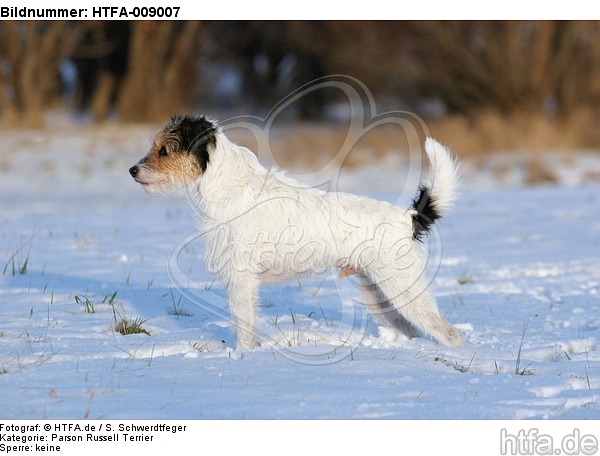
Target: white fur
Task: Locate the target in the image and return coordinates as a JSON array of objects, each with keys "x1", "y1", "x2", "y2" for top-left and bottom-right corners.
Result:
[
  {"x1": 189, "y1": 132, "x2": 462, "y2": 349},
  {"x1": 423, "y1": 137, "x2": 461, "y2": 217}
]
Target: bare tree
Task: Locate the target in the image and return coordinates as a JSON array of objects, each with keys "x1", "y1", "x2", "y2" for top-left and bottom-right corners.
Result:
[
  {"x1": 70, "y1": 22, "x2": 131, "y2": 122},
  {"x1": 2, "y1": 21, "x2": 599, "y2": 128},
  {"x1": 402, "y1": 21, "x2": 600, "y2": 117},
  {"x1": 117, "y1": 21, "x2": 204, "y2": 122},
  {"x1": 0, "y1": 22, "x2": 88, "y2": 127}
]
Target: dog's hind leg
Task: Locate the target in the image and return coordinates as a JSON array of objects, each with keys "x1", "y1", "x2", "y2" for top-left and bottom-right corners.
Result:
[
  {"x1": 405, "y1": 288, "x2": 463, "y2": 347},
  {"x1": 358, "y1": 275, "x2": 420, "y2": 339},
  {"x1": 367, "y1": 272, "x2": 463, "y2": 347},
  {"x1": 227, "y1": 278, "x2": 261, "y2": 349}
]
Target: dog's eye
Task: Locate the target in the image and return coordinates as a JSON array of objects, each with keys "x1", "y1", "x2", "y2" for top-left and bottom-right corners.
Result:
[{"x1": 159, "y1": 147, "x2": 168, "y2": 157}]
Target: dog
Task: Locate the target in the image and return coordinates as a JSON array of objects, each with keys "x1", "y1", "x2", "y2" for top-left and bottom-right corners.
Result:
[{"x1": 129, "y1": 115, "x2": 463, "y2": 349}]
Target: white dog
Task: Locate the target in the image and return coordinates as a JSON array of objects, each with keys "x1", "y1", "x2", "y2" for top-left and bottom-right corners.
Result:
[{"x1": 130, "y1": 115, "x2": 462, "y2": 349}]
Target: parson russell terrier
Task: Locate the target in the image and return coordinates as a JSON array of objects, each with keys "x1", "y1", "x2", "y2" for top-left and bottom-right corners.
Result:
[{"x1": 129, "y1": 115, "x2": 463, "y2": 349}]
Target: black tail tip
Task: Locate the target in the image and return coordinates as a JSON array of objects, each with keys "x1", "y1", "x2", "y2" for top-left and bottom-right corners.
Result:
[{"x1": 411, "y1": 186, "x2": 442, "y2": 241}]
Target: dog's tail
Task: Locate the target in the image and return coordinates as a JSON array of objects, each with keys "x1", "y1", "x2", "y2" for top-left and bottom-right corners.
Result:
[{"x1": 411, "y1": 138, "x2": 460, "y2": 241}]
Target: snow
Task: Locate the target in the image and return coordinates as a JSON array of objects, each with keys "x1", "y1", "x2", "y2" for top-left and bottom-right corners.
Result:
[{"x1": 1, "y1": 123, "x2": 599, "y2": 419}]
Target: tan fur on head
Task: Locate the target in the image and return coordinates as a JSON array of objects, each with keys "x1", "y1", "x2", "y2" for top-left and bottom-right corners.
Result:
[
  {"x1": 140, "y1": 131, "x2": 202, "y2": 193},
  {"x1": 129, "y1": 115, "x2": 218, "y2": 195}
]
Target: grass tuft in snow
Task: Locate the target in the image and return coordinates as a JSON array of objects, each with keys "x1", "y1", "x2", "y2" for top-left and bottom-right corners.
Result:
[
  {"x1": 585, "y1": 351, "x2": 591, "y2": 389},
  {"x1": 115, "y1": 317, "x2": 150, "y2": 336},
  {"x1": 2, "y1": 234, "x2": 34, "y2": 276},
  {"x1": 515, "y1": 317, "x2": 535, "y2": 376},
  {"x1": 167, "y1": 289, "x2": 193, "y2": 318},
  {"x1": 102, "y1": 290, "x2": 118, "y2": 306},
  {"x1": 83, "y1": 391, "x2": 95, "y2": 419},
  {"x1": 457, "y1": 273, "x2": 476, "y2": 285},
  {"x1": 106, "y1": 298, "x2": 151, "y2": 336},
  {"x1": 435, "y1": 356, "x2": 472, "y2": 374},
  {"x1": 75, "y1": 295, "x2": 95, "y2": 314},
  {"x1": 272, "y1": 307, "x2": 303, "y2": 347},
  {"x1": 190, "y1": 339, "x2": 212, "y2": 353},
  {"x1": 494, "y1": 360, "x2": 505, "y2": 375}
]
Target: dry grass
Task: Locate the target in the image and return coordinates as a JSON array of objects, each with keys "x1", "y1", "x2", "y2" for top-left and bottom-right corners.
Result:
[
  {"x1": 4, "y1": 107, "x2": 596, "y2": 187},
  {"x1": 427, "y1": 110, "x2": 600, "y2": 185},
  {"x1": 115, "y1": 317, "x2": 150, "y2": 336},
  {"x1": 224, "y1": 109, "x2": 600, "y2": 186},
  {"x1": 227, "y1": 122, "x2": 415, "y2": 171},
  {"x1": 427, "y1": 110, "x2": 597, "y2": 156}
]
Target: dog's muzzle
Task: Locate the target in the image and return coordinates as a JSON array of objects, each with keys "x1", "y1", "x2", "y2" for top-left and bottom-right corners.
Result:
[{"x1": 129, "y1": 165, "x2": 148, "y2": 185}]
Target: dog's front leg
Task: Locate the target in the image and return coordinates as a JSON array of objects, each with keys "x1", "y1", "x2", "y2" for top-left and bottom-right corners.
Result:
[{"x1": 227, "y1": 278, "x2": 260, "y2": 349}]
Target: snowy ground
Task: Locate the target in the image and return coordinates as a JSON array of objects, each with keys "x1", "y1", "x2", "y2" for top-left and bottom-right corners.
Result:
[{"x1": 1, "y1": 122, "x2": 599, "y2": 419}]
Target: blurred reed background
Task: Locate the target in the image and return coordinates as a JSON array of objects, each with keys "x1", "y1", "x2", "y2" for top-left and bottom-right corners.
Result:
[{"x1": 1, "y1": 21, "x2": 599, "y2": 176}]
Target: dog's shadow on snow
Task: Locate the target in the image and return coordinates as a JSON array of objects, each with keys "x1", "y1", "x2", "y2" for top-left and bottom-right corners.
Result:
[{"x1": 8, "y1": 268, "x2": 376, "y2": 352}]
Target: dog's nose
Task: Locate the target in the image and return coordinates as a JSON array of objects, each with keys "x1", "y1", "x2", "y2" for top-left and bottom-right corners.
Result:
[{"x1": 129, "y1": 166, "x2": 139, "y2": 178}]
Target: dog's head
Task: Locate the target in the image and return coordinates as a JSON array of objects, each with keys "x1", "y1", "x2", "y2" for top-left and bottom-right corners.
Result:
[{"x1": 129, "y1": 115, "x2": 218, "y2": 195}]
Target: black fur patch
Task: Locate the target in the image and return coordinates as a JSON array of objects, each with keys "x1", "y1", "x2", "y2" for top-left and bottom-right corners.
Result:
[
  {"x1": 411, "y1": 185, "x2": 441, "y2": 241},
  {"x1": 166, "y1": 115, "x2": 217, "y2": 172}
]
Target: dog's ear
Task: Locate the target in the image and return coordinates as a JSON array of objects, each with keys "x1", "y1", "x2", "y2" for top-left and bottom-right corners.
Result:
[{"x1": 171, "y1": 115, "x2": 217, "y2": 172}]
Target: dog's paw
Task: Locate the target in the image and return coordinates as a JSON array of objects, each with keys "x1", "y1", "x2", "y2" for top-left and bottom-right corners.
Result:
[
  {"x1": 442, "y1": 327, "x2": 464, "y2": 347},
  {"x1": 235, "y1": 339, "x2": 261, "y2": 351}
]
